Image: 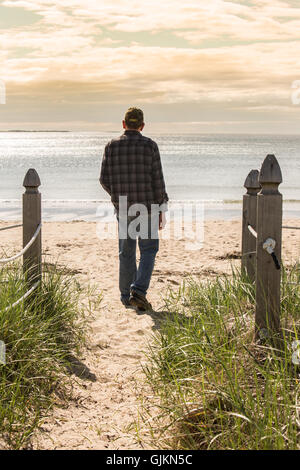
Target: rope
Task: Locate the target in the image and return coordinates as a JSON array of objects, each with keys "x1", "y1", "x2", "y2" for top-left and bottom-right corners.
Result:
[
  {"x1": 282, "y1": 226, "x2": 300, "y2": 230},
  {"x1": 242, "y1": 251, "x2": 256, "y2": 257},
  {"x1": 248, "y1": 225, "x2": 257, "y2": 239},
  {"x1": 0, "y1": 224, "x2": 23, "y2": 232},
  {"x1": 0, "y1": 223, "x2": 41, "y2": 265},
  {"x1": 3, "y1": 280, "x2": 40, "y2": 312}
]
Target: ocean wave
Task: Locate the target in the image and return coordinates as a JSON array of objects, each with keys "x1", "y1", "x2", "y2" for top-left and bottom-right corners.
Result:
[{"x1": 0, "y1": 198, "x2": 299, "y2": 206}]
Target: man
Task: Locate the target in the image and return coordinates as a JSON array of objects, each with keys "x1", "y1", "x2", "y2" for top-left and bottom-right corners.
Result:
[{"x1": 99, "y1": 107, "x2": 168, "y2": 311}]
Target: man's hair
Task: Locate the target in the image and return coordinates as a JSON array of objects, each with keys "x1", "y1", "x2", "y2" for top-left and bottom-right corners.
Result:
[{"x1": 124, "y1": 107, "x2": 144, "y2": 130}]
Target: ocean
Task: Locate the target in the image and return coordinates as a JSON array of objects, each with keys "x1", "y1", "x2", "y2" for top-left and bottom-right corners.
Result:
[{"x1": 0, "y1": 131, "x2": 299, "y2": 221}]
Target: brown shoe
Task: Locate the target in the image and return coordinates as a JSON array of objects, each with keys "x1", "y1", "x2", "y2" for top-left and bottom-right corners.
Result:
[{"x1": 129, "y1": 291, "x2": 152, "y2": 312}]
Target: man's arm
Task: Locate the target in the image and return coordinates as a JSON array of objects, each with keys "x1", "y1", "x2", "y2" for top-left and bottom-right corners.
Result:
[
  {"x1": 152, "y1": 143, "x2": 168, "y2": 212},
  {"x1": 99, "y1": 143, "x2": 111, "y2": 196}
]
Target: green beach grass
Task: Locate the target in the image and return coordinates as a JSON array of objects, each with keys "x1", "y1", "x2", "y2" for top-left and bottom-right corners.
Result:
[
  {"x1": 0, "y1": 262, "x2": 87, "y2": 449},
  {"x1": 141, "y1": 264, "x2": 300, "y2": 450}
]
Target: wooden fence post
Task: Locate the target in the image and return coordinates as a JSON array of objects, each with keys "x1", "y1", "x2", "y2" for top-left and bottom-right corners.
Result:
[
  {"x1": 242, "y1": 169, "x2": 260, "y2": 282},
  {"x1": 255, "y1": 155, "x2": 282, "y2": 343},
  {"x1": 23, "y1": 169, "x2": 42, "y2": 286}
]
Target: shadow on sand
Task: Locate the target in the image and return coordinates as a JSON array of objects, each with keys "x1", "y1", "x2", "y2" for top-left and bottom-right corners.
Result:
[
  {"x1": 66, "y1": 355, "x2": 97, "y2": 382},
  {"x1": 135, "y1": 307, "x2": 186, "y2": 331}
]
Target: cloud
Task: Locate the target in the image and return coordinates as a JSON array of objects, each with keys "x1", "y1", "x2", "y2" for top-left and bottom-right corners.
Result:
[
  {"x1": 1, "y1": 0, "x2": 300, "y2": 131},
  {"x1": 3, "y1": 0, "x2": 300, "y2": 39}
]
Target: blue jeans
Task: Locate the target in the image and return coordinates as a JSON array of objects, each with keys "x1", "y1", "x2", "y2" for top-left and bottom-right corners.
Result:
[{"x1": 118, "y1": 214, "x2": 159, "y2": 301}]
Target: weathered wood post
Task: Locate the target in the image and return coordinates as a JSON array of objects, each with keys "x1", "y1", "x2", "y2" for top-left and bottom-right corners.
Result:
[
  {"x1": 255, "y1": 155, "x2": 282, "y2": 343},
  {"x1": 23, "y1": 169, "x2": 42, "y2": 286},
  {"x1": 242, "y1": 169, "x2": 260, "y2": 282}
]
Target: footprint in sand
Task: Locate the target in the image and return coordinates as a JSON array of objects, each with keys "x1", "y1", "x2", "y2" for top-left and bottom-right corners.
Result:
[
  {"x1": 135, "y1": 329, "x2": 145, "y2": 336},
  {"x1": 120, "y1": 353, "x2": 142, "y2": 359}
]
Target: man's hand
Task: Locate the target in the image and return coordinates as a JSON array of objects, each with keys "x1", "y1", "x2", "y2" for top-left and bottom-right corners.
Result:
[{"x1": 159, "y1": 212, "x2": 166, "y2": 230}]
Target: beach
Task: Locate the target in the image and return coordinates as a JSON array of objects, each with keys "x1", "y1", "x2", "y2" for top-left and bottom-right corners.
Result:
[
  {"x1": 2, "y1": 0, "x2": 300, "y2": 450},
  {"x1": 0, "y1": 219, "x2": 299, "y2": 449}
]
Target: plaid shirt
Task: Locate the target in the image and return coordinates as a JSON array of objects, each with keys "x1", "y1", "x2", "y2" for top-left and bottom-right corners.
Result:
[{"x1": 99, "y1": 130, "x2": 168, "y2": 212}]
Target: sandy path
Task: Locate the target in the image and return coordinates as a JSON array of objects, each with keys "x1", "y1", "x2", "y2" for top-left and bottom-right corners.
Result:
[{"x1": 0, "y1": 219, "x2": 299, "y2": 449}]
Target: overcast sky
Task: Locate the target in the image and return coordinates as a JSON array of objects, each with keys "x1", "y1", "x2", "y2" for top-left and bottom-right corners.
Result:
[{"x1": 0, "y1": 0, "x2": 300, "y2": 133}]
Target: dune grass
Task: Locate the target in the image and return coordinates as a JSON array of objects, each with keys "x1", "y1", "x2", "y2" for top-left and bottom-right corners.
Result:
[
  {"x1": 0, "y1": 262, "x2": 87, "y2": 449},
  {"x1": 141, "y1": 264, "x2": 300, "y2": 450}
]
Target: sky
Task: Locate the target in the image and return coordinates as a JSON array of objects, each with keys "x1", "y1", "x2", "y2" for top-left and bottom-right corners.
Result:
[{"x1": 0, "y1": 0, "x2": 300, "y2": 133}]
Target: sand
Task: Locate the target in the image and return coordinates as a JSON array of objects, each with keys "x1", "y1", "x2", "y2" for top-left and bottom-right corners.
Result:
[{"x1": 0, "y1": 219, "x2": 299, "y2": 449}]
